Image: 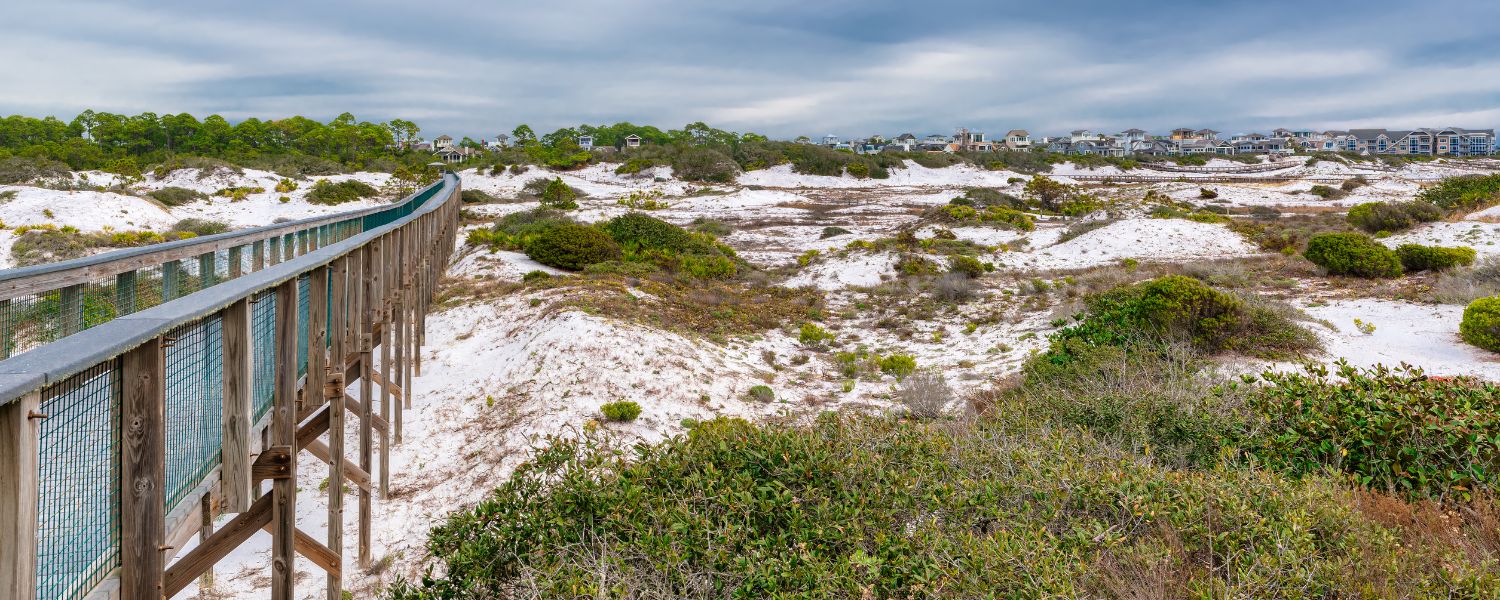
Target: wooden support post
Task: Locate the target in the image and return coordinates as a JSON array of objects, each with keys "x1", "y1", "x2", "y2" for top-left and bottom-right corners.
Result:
[
  {"x1": 326, "y1": 257, "x2": 347, "y2": 600},
  {"x1": 198, "y1": 251, "x2": 217, "y2": 289},
  {"x1": 375, "y1": 237, "x2": 390, "y2": 496},
  {"x1": 357, "y1": 246, "x2": 374, "y2": 568},
  {"x1": 221, "y1": 299, "x2": 253, "y2": 513},
  {"x1": 122, "y1": 337, "x2": 165, "y2": 599},
  {"x1": 163, "y1": 260, "x2": 183, "y2": 301},
  {"x1": 59, "y1": 283, "x2": 83, "y2": 336},
  {"x1": 0, "y1": 391, "x2": 41, "y2": 600},
  {"x1": 163, "y1": 494, "x2": 272, "y2": 598},
  {"x1": 199, "y1": 494, "x2": 215, "y2": 590},
  {"x1": 253, "y1": 240, "x2": 266, "y2": 271},
  {"x1": 272, "y1": 279, "x2": 299, "y2": 599},
  {"x1": 116, "y1": 271, "x2": 137, "y2": 317},
  {"x1": 228, "y1": 245, "x2": 243, "y2": 279}
]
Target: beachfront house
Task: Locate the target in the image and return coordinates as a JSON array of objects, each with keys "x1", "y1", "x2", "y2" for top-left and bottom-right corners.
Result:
[
  {"x1": 1003, "y1": 129, "x2": 1031, "y2": 151},
  {"x1": 624, "y1": 134, "x2": 642, "y2": 148}
]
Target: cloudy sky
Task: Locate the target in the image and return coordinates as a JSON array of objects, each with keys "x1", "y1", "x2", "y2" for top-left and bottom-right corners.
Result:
[{"x1": 3, "y1": 0, "x2": 1499, "y2": 139}]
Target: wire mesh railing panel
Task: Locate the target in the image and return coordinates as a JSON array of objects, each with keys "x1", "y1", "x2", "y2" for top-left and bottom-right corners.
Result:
[
  {"x1": 252, "y1": 290, "x2": 276, "y2": 423},
  {"x1": 35, "y1": 361, "x2": 120, "y2": 600},
  {"x1": 163, "y1": 314, "x2": 224, "y2": 509}
]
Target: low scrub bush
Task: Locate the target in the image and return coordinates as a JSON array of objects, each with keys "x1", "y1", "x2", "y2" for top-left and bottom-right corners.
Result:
[
  {"x1": 1461, "y1": 297, "x2": 1500, "y2": 352},
  {"x1": 1396, "y1": 243, "x2": 1476, "y2": 272},
  {"x1": 947, "y1": 255, "x2": 986, "y2": 278},
  {"x1": 1419, "y1": 173, "x2": 1500, "y2": 212},
  {"x1": 878, "y1": 353, "x2": 917, "y2": 378},
  {"x1": 672, "y1": 147, "x2": 740, "y2": 183},
  {"x1": 1198, "y1": 187, "x2": 1218, "y2": 199},
  {"x1": 170, "y1": 218, "x2": 230, "y2": 236},
  {"x1": 1346, "y1": 201, "x2": 1443, "y2": 234},
  {"x1": 896, "y1": 369, "x2": 953, "y2": 419},
  {"x1": 148, "y1": 187, "x2": 207, "y2": 207},
  {"x1": 460, "y1": 189, "x2": 501, "y2": 204},
  {"x1": 0, "y1": 157, "x2": 70, "y2": 184},
  {"x1": 1247, "y1": 362, "x2": 1500, "y2": 498},
  {"x1": 599, "y1": 401, "x2": 642, "y2": 422},
  {"x1": 747, "y1": 385, "x2": 774, "y2": 402},
  {"x1": 305, "y1": 179, "x2": 377, "y2": 205},
  {"x1": 538, "y1": 177, "x2": 579, "y2": 209},
  {"x1": 1303, "y1": 232, "x2": 1403, "y2": 278},
  {"x1": 1308, "y1": 184, "x2": 1345, "y2": 199},
  {"x1": 392, "y1": 415, "x2": 1500, "y2": 599},
  {"x1": 524, "y1": 223, "x2": 621, "y2": 270},
  {"x1": 798, "y1": 322, "x2": 833, "y2": 347},
  {"x1": 600, "y1": 212, "x2": 738, "y2": 278},
  {"x1": 1041, "y1": 275, "x2": 1318, "y2": 364},
  {"x1": 1430, "y1": 257, "x2": 1500, "y2": 304}
]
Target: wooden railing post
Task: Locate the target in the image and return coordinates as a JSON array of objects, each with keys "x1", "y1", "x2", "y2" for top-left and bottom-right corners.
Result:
[
  {"x1": 356, "y1": 245, "x2": 374, "y2": 568},
  {"x1": 253, "y1": 240, "x2": 266, "y2": 271},
  {"x1": 122, "y1": 336, "x2": 165, "y2": 599},
  {"x1": 221, "y1": 299, "x2": 252, "y2": 513},
  {"x1": 228, "y1": 246, "x2": 243, "y2": 280},
  {"x1": 374, "y1": 237, "x2": 390, "y2": 496},
  {"x1": 268, "y1": 238, "x2": 281, "y2": 266},
  {"x1": 163, "y1": 260, "x2": 183, "y2": 301},
  {"x1": 326, "y1": 257, "x2": 347, "y2": 600},
  {"x1": 0, "y1": 391, "x2": 41, "y2": 600},
  {"x1": 198, "y1": 252, "x2": 217, "y2": 289},
  {"x1": 59, "y1": 284, "x2": 83, "y2": 336},
  {"x1": 271, "y1": 279, "x2": 299, "y2": 599}
]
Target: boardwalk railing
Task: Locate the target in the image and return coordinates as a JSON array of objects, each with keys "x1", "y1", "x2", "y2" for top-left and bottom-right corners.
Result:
[{"x1": 0, "y1": 173, "x2": 462, "y2": 599}]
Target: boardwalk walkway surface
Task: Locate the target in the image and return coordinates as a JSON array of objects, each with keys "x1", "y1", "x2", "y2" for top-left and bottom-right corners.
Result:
[{"x1": 0, "y1": 173, "x2": 462, "y2": 600}]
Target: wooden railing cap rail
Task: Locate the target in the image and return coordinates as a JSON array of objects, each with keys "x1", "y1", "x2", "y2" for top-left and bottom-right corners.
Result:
[{"x1": 0, "y1": 174, "x2": 458, "y2": 408}]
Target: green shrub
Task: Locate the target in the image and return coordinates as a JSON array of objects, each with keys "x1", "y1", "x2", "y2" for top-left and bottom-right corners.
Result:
[
  {"x1": 599, "y1": 401, "x2": 642, "y2": 422},
  {"x1": 798, "y1": 323, "x2": 833, "y2": 346},
  {"x1": 539, "y1": 177, "x2": 579, "y2": 209},
  {"x1": 461, "y1": 189, "x2": 500, "y2": 204},
  {"x1": 1396, "y1": 244, "x2": 1476, "y2": 272},
  {"x1": 522, "y1": 270, "x2": 551, "y2": 283},
  {"x1": 947, "y1": 255, "x2": 986, "y2": 278},
  {"x1": 845, "y1": 162, "x2": 870, "y2": 178},
  {"x1": 274, "y1": 178, "x2": 299, "y2": 193},
  {"x1": 1199, "y1": 187, "x2": 1218, "y2": 199},
  {"x1": 1043, "y1": 275, "x2": 1318, "y2": 362},
  {"x1": 306, "y1": 179, "x2": 377, "y2": 205},
  {"x1": 879, "y1": 354, "x2": 917, "y2": 378},
  {"x1": 524, "y1": 223, "x2": 621, "y2": 270},
  {"x1": 1308, "y1": 184, "x2": 1342, "y2": 199},
  {"x1": 895, "y1": 254, "x2": 939, "y2": 277},
  {"x1": 672, "y1": 147, "x2": 740, "y2": 183},
  {"x1": 747, "y1": 385, "x2": 774, "y2": 402},
  {"x1": 1303, "y1": 232, "x2": 1403, "y2": 278},
  {"x1": 391, "y1": 415, "x2": 1497, "y2": 599},
  {"x1": 614, "y1": 158, "x2": 654, "y2": 175},
  {"x1": 1461, "y1": 297, "x2": 1500, "y2": 352},
  {"x1": 170, "y1": 218, "x2": 230, "y2": 236},
  {"x1": 1247, "y1": 362, "x2": 1500, "y2": 498},
  {"x1": 1346, "y1": 201, "x2": 1443, "y2": 233},
  {"x1": 1418, "y1": 173, "x2": 1500, "y2": 212},
  {"x1": 148, "y1": 187, "x2": 208, "y2": 207},
  {"x1": 819, "y1": 226, "x2": 850, "y2": 239}
]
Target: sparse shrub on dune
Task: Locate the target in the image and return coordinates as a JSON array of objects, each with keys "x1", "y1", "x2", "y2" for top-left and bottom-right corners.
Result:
[
  {"x1": 524, "y1": 223, "x2": 621, "y2": 271},
  {"x1": 148, "y1": 187, "x2": 207, "y2": 207},
  {"x1": 1396, "y1": 243, "x2": 1476, "y2": 272},
  {"x1": 1303, "y1": 232, "x2": 1403, "y2": 278},
  {"x1": 1461, "y1": 297, "x2": 1500, "y2": 352},
  {"x1": 305, "y1": 179, "x2": 377, "y2": 205},
  {"x1": 1430, "y1": 257, "x2": 1500, "y2": 304},
  {"x1": 1346, "y1": 200, "x2": 1443, "y2": 234},
  {"x1": 599, "y1": 401, "x2": 642, "y2": 422}
]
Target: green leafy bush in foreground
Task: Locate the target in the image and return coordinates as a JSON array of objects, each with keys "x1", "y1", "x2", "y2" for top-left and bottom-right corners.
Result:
[
  {"x1": 1462, "y1": 296, "x2": 1500, "y2": 352},
  {"x1": 1397, "y1": 243, "x2": 1477, "y2": 272},
  {"x1": 391, "y1": 416, "x2": 1500, "y2": 599},
  {"x1": 1246, "y1": 361, "x2": 1500, "y2": 499},
  {"x1": 523, "y1": 223, "x2": 621, "y2": 270},
  {"x1": 1303, "y1": 232, "x2": 1403, "y2": 278}
]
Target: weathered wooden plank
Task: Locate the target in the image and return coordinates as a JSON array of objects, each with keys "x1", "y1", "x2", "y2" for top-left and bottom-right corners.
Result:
[
  {"x1": 122, "y1": 336, "x2": 166, "y2": 599},
  {"x1": 221, "y1": 298, "x2": 253, "y2": 513},
  {"x1": 228, "y1": 245, "x2": 243, "y2": 279},
  {"x1": 357, "y1": 245, "x2": 374, "y2": 568},
  {"x1": 162, "y1": 493, "x2": 273, "y2": 598},
  {"x1": 271, "y1": 279, "x2": 298, "y2": 599},
  {"x1": 251, "y1": 239, "x2": 265, "y2": 272},
  {"x1": 0, "y1": 391, "x2": 40, "y2": 600},
  {"x1": 258, "y1": 524, "x2": 341, "y2": 578},
  {"x1": 376, "y1": 236, "x2": 391, "y2": 496}
]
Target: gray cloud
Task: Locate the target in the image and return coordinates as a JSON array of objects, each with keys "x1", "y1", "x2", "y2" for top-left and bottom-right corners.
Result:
[{"x1": 2, "y1": 0, "x2": 1497, "y2": 138}]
